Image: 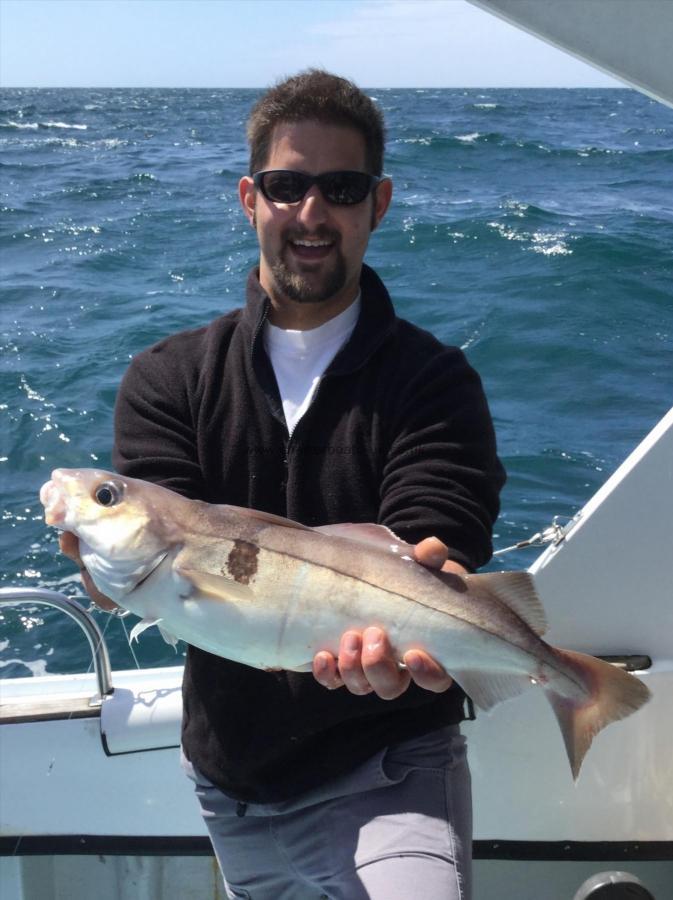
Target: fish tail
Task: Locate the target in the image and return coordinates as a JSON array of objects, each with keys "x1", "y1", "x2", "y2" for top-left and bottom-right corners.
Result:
[{"x1": 545, "y1": 648, "x2": 650, "y2": 780}]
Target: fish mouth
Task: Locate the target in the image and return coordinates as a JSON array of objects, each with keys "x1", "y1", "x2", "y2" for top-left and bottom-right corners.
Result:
[{"x1": 40, "y1": 478, "x2": 67, "y2": 527}]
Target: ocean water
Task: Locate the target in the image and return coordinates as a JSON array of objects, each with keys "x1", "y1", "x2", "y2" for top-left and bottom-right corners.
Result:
[{"x1": 1, "y1": 88, "x2": 672, "y2": 679}]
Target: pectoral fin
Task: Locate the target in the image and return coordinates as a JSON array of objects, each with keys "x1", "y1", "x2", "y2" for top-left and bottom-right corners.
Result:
[
  {"x1": 129, "y1": 618, "x2": 179, "y2": 651},
  {"x1": 176, "y1": 566, "x2": 255, "y2": 603},
  {"x1": 129, "y1": 617, "x2": 162, "y2": 643}
]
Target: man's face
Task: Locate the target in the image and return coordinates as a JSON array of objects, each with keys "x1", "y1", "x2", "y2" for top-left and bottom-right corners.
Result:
[{"x1": 240, "y1": 121, "x2": 391, "y2": 312}]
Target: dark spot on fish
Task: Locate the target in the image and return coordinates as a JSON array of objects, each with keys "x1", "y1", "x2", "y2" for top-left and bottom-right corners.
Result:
[{"x1": 226, "y1": 540, "x2": 259, "y2": 585}]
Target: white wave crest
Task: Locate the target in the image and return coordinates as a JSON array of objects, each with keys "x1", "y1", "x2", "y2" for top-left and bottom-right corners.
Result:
[
  {"x1": 398, "y1": 136, "x2": 432, "y2": 145},
  {"x1": 529, "y1": 232, "x2": 573, "y2": 256},
  {"x1": 42, "y1": 121, "x2": 88, "y2": 130},
  {"x1": 2, "y1": 120, "x2": 88, "y2": 132},
  {"x1": 4, "y1": 120, "x2": 39, "y2": 130},
  {"x1": 0, "y1": 657, "x2": 49, "y2": 677},
  {"x1": 488, "y1": 222, "x2": 573, "y2": 256}
]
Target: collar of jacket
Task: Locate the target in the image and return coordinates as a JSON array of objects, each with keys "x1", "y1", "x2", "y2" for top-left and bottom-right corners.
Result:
[{"x1": 242, "y1": 263, "x2": 398, "y2": 378}]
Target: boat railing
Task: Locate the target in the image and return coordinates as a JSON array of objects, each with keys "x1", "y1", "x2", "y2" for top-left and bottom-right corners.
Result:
[{"x1": 0, "y1": 586, "x2": 113, "y2": 705}]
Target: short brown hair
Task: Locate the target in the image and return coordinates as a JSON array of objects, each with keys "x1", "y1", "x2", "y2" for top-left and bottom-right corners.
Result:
[{"x1": 246, "y1": 69, "x2": 385, "y2": 176}]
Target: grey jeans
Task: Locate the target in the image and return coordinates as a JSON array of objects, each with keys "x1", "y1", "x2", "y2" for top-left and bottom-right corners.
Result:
[{"x1": 182, "y1": 726, "x2": 472, "y2": 900}]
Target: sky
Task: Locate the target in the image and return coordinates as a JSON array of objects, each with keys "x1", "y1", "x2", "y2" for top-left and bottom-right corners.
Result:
[{"x1": 0, "y1": 0, "x2": 621, "y2": 89}]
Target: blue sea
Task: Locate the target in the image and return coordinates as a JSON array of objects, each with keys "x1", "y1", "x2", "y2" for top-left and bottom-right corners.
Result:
[{"x1": 1, "y1": 88, "x2": 672, "y2": 679}]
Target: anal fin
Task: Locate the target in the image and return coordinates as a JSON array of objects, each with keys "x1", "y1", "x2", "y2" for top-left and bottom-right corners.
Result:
[{"x1": 451, "y1": 669, "x2": 536, "y2": 712}]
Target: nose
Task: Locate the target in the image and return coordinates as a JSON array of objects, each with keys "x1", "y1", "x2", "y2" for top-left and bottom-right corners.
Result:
[{"x1": 295, "y1": 184, "x2": 329, "y2": 230}]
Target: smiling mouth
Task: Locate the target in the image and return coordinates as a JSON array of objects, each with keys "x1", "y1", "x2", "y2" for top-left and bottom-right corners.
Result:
[{"x1": 287, "y1": 237, "x2": 336, "y2": 262}]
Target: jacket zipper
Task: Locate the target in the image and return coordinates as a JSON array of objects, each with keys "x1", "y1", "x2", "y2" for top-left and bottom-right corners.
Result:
[{"x1": 283, "y1": 375, "x2": 328, "y2": 474}]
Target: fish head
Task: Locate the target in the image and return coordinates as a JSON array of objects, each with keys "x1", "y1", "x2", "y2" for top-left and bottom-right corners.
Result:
[{"x1": 40, "y1": 468, "x2": 179, "y2": 601}]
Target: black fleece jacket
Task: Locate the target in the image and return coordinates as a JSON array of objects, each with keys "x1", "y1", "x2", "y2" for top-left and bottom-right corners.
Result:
[{"x1": 113, "y1": 264, "x2": 505, "y2": 802}]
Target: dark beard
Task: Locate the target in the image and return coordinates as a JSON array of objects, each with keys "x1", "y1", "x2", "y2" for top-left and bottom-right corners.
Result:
[
  {"x1": 271, "y1": 252, "x2": 347, "y2": 304},
  {"x1": 267, "y1": 224, "x2": 346, "y2": 303}
]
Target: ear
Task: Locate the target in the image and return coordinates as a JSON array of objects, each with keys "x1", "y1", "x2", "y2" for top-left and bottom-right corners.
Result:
[
  {"x1": 239, "y1": 176, "x2": 256, "y2": 227},
  {"x1": 371, "y1": 177, "x2": 393, "y2": 231}
]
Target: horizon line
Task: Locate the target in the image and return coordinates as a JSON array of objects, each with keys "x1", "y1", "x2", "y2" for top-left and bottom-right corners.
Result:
[{"x1": 1, "y1": 84, "x2": 631, "y2": 91}]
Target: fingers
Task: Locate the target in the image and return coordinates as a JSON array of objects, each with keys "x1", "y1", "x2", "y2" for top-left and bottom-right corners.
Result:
[
  {"x1": 80, "y1": 568, "x2": 119, "y2": 611},
  {"x1": 312, "y1": 650, "x2": 344, "y2": 690},
  {"x1": 360, "y1": 628, "x2": 411, "y2": 699},
  {"x1": 413, "y1": 536, "x2": 469, "y2": 577},
  {"x1": 441, "y1": 559, "x2": 469, "y2": 576},
  {"x1": 413, "y1": 536, "x2": 448, "y2": 569},
  {"x1": 59, "y1": 531, "x2": 82, "y2": 565},
  {"x1": 313, "y1": 629, "x2": 452, "y2": 700},
  {"x1": 314, "y1": 630, "x2": 405, "y2": 698},
  {"x1": 336, "y1": 631, "x2": 373, "y2": 695},
  {"x1": 313, "y1": 632, "x2": 375, "y2": 695},
  {"x1": 404, "y1": 649, "x2": 453, "y2": 693}
]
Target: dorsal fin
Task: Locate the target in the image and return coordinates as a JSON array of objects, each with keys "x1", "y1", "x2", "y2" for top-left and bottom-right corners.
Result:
[{"x1": 463, "y1": 571, "x2": 548, "y2": 635}]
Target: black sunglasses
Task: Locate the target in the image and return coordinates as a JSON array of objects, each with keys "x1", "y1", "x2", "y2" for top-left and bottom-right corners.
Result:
[{"x1": 253, "y1": 170, "x2": 382, "y2": 206}]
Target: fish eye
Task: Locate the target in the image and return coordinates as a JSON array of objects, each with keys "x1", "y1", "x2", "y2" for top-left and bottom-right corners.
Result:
[{"x1": 94, "y1": 482, "x2": 123, "y2": 507}]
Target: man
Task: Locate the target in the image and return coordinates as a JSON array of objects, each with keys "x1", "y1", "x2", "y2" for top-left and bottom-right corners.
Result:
[{"x1": 64, "y1": 70, "x2": 504, "y2": 899}]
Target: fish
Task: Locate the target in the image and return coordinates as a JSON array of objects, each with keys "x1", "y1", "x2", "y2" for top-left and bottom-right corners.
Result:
[{"x1": 40, "y1": 467, "x2": 650, "y2": 779}]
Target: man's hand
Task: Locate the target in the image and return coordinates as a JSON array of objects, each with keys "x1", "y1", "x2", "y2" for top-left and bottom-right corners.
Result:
[
  {"x1": 312, "y1": 536, "x2": 465, "y2": 699},
  {"x1": 59, "y1": 532, "x2": 120, "y2": 612}
]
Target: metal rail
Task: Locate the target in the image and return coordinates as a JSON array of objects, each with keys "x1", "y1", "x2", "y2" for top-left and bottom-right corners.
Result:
[{"x1": 0, "y1": 587, "x2": 113, "y2": 704}]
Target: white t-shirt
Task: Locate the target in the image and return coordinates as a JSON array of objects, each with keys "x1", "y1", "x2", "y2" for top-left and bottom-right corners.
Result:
[{"x1": 263, "y1": 296, "x2": 361, "y2": 434}]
